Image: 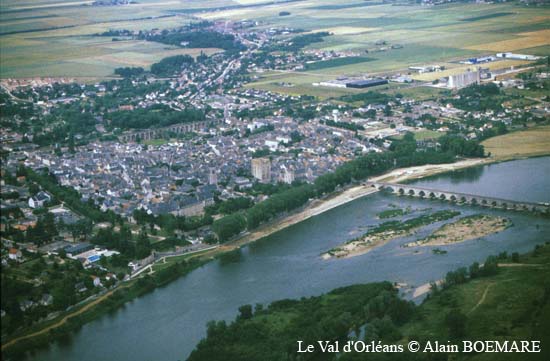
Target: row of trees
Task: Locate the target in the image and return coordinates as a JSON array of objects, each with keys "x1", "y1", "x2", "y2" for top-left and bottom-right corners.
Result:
[
  {"x1": 108, "y1": 105, "x2": 205, "y2": 130},
  {"x1": 132, "y1": 208, "x2": 212, "y2": 233},
  {"x1": 142, "y1": 30, "x2": 245, "y2": 53},
  {"x1": 268, "y1": 31, "x2": 330, "y2": 52},
  {"x1": 212, "y1": 147, "x2": 465, "y2": 241},
  {"x1": 114, "y1": 67, "x2": 145, "y2": 78}
]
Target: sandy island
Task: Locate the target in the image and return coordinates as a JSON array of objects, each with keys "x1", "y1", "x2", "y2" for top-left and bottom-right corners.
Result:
[
  {"x1": 403, "y1": 214, "x2": 512, "y2": 247},
  {"x1": 321, "y1": 229, "x2": 410, "y2": 260},
  {"x1": 321, "y1": 210, "x2": 460, "y2": 260}
]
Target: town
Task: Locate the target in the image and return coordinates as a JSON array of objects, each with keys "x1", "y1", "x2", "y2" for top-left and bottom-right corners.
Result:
[{"x1": 1, "y1": 9, "x2": 549, "y2": 355}]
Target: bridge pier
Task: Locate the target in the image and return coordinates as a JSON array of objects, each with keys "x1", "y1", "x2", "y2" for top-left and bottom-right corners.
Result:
[{"x1": 366, "y1": 182, "x2": 548, "y2": 215}]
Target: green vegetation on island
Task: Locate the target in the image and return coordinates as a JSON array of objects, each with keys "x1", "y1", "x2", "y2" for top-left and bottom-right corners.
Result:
[
  {"x1": 323, "y1": 210, "x2": 460, "y2": 259},
  {"x1": 377, "y1": 207, "x2": 412, "y2": 219}
]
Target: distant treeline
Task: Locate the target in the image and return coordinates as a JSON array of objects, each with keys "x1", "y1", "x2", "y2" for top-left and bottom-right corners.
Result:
[
  {"x1": 150, "y1": 55, "x2": 194, "y2": 76},
  {"x1": 141, "y1": 30, "x2": 245, "y2": 53},
  {"x1": 114, "y1": 67, "x2": 144, "y2": 77},
  {"x1": 99, "y1": 25, "x2": 244, "y2": 53},
  {"x1": 268, "y1": 32, "x2": 330, "y2": 52}
]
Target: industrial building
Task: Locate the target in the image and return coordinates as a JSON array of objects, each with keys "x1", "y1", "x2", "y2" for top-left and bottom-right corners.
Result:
[
  {"x1": 408, "y1": 65, "x2": 441, "y2": 73},
  {"x1": 448, "y1": 69, "x2": 480, "y2": 89},
  {"x1": 461, "y1": 56, "x2": 496, "y2": 65},
  {"x1": 496, "y1": 52, "x2": 540, "y2": 61},
  {"x1": 345, "y1": 79, "x2": 388, "y2": 88},
  {"x1": 251, "y1": 157, "x2": 271, "y2": 183}
]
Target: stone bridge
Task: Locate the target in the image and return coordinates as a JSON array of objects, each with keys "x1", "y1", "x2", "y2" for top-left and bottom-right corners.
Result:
[
  {"x1": 366, "y1": 182, "x2": 550, "y2": 214},
  {"x1": 119, "y1": 119, "x2": 218, "y2": 142}
]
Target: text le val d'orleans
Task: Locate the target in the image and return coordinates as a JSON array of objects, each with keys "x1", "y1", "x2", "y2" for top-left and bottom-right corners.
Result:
[{"x1": 297, "y1": 340, "x2": 542, "y2": 354}]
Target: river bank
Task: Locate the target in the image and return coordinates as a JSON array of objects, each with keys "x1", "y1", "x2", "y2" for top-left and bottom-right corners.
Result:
[
  {"x1": 0, "y1": 155, "x2": 527, "y2": 355},
  {"x1": 216, "y1": 157, "x2": 491, "y2": 255},
  {"x1": 10, "y1": 155, "x2": 550, "y2": 361}
]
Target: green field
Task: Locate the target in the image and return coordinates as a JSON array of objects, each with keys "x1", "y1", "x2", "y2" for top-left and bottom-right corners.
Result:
[
  {"x1": 303, "y1": 56, "x2": 374, "y2": 71},
  {"x1": 0, "y1": 0, "x2": 227, "y2": 78},
  {"x1": 1, "y1": 0, "x2": 549, "y2": 81}
]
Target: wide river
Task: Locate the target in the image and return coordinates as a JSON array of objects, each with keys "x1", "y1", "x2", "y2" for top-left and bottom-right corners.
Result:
[{"x1": 26, "y1": 157, "x2": 550, "y2": 361}]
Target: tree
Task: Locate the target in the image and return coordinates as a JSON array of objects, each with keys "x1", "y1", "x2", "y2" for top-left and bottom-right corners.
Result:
[
  {"x1": 70, "y1": 219, "x2": 93, "y2": 241},
  {"x1": 135, "y1": 230, "x2": 152, "y2": 259},
  {"x1": 445, "y1": 309, "x2": 467, "y2": 339},
  {"x1": 469, "y1": 262, "x2": 480, "y2": 278},
  {"x1": 481, "y1": 255, "x2": 499, "y2": 276},
  {"x1": 237, "y1": 304, "x2": 253, "y2": 320},
  {"x1": 212, "y1": 213, "x2": 246, "y2": 242}
]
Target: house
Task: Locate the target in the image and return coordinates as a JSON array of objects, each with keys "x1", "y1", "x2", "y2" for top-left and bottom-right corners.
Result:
[
  {"x1": 28, "y1": 191, "x2": 52, "y2": 209},
  {"x1": 105, "y1": 273, "x2": 117, "y2": 281},
  {"x1": 8, "y1": 248, "x2": 21, "y2": 261},
  {"x1": 65, "y1": 243, "x2": 94, "y2": 258},
  {"x1": 75, "y1": 282, "x2": 88, "y2": 293},
  {"x1": 40, "y1": 294, "x2": 54, "y2": 306},
  {"x1": 19, "y1": 300, "x2": 35, "y2": 312},
  {"x1": 91, "y1": 276, "x2": 102, "y2": 287}
]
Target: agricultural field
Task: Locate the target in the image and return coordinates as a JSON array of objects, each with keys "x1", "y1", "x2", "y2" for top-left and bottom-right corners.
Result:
[
  {"x1": 0, "y1": 0, "x2": 228, "y2": 78},
  {"x1": 482, "y1": 126, "x2": 550, "y2": 160},
  {"x1": 1, "y1": 0, "x2": 549, "y2": 81},
  {"x1": 215, "y1": 0, "x2": 549, "y2": 97}
]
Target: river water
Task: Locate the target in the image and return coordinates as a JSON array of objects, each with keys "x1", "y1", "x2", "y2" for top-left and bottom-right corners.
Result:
[{"x1": 25, "y1": 157, "x2": 550, "y2": 361}]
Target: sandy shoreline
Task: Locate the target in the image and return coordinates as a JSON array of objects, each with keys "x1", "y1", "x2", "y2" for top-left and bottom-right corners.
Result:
[
  {"x1": 321, "y1": 210, "x2": 461, "y2": 260},
  {"x1": 404, "y1": 215, "x2": 511, "y2": 248}
]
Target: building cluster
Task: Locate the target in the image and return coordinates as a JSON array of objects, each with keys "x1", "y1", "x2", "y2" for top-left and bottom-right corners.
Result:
[{"x1": 5, "y1": 112, "x2": 391, "y2": 218}]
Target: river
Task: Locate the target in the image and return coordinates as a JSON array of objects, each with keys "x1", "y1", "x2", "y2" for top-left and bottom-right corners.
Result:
[{"x1": 25, "y1": 157, "x2": 550, "y2": 361}]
